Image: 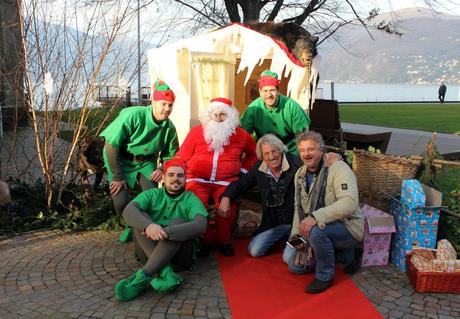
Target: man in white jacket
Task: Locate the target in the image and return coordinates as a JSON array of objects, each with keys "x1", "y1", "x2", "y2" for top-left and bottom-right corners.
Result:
[{"x1": 284, "y1": 131, "x2": 364, "y2": 294}]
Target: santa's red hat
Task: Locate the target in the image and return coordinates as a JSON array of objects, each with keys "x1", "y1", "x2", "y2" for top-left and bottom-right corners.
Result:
[
  {"x1": 209, "y1": 97, "x2": 233, "y2": 109},
  {"x1": 152, "y1": 80, "x2": 175, "y2": 103}
]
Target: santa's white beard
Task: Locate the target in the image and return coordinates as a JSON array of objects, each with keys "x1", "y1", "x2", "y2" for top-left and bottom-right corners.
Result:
[{"x1": 203, "y1": 120, "x2": 236, "y2": 153}]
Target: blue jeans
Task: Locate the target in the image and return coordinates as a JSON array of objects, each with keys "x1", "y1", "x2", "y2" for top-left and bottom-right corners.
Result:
[
  {"x1": 248, "y1": 224, "x2": 291, "y2": 257},
  {"x1": 311, "y1": 221, "x2": 357, "y2": 281},
  {"x1": 284, "y1": 221, "x2": 357, "y2": 281}
]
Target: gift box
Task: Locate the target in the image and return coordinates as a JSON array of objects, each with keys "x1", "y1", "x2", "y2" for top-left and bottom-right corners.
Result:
[
  {"x1": 401, "y1": 179, "x2": 426, "y2": 208},
  {"x1": 389, "y1": 182, "x2": 443, "y2": 271},
  {"x1": 361, "y1": 204, "x2": 396, "y2": 267}
]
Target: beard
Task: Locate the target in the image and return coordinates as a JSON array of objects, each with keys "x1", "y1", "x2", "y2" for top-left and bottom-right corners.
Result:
[
  {"x1": 203, "y1": 120, "x2": 236, "y2": 153},
  {"x1": 165, "y1": 180, "x2": 185, "y2": 194}
]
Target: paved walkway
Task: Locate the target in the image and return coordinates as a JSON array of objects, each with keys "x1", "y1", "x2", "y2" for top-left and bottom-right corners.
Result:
[
  {"x1": 1, "y1": 230, "x2": 459, "y2": 319},
  {"x1": 342, "y1": 123, "x2": 460, "y2": 156}
]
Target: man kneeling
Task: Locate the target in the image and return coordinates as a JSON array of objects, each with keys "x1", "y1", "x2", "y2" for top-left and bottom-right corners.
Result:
[
  {"x1": 115, "y1": 159, "x2": 208, "y2": 301},
  {"x1": 284, "y1": 131, "x2": 364, "y2": 294}
]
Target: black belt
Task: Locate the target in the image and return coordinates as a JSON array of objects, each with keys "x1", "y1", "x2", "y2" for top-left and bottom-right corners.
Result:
[{"x1": 121, "y1": 149, "x2": 156, "y2": 162}]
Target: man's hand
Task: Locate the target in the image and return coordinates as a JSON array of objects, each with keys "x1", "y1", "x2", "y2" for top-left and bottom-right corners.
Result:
[
  {"x1": 144, "y1": 223, "x2": 168, "y2": 241},
  {"x1": 109, "y1": 180, "x2": 126, "y2": 195},
  {"x1": 150, "y1": 169, "x2": 163, "y2": 183},
  {"x1": 299, "y1": 216, "x2": 317, "y2": 238},
  {"x1": 217, "y1": 197, "x2": 231, "y2": 218},
  {"x1": 324, "y1": 152, "x2": 342, "y2": 167}
]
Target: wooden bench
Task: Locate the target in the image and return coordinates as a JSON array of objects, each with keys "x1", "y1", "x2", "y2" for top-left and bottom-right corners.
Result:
[
  {"x1": 441, "y1": 150, "x2": 460, "y2": 161},
  {"x1": 342, "y1": 131, "x2": 392, "y2": 153}
]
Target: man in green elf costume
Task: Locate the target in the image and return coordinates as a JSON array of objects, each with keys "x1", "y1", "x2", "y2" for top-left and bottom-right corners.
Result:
[
  {"x1": 240, "y1": 70, "x2": 311, "y2": 155},
  {"x1": 100, "y1": 80, "x2": 179, "y2": 242},
  {"x1": 115, "y1": 158, "x2": 208, "y2": 301}
]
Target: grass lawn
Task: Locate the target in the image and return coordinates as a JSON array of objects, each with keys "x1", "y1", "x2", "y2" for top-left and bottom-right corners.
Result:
[
  {"x1": 339, "y1": 103, "x2": 460, "y2": 134},
  {"x1": 57, "y1": 106, "x2": 123, "y2": 142},
  {"x1": 338, "y1": 102, "x2": 459, "y2": 209},
  {"x1": 62, "y1": 106, "x2": 122, "y2": 132},
  {"x1": 437, "y1": 167, "x2": 460, "y2": 195}
]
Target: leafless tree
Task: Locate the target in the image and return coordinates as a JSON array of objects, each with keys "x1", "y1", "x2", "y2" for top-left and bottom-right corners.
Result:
[
  {"x1": 13, "y1": 0, "x2": 164, "y2": 207},
  {"x1": 168, "y1": 0, "x2": 453, "y2": 43}
]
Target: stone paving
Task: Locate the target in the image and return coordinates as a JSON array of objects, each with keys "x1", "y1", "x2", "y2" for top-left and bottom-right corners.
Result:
[
  {"x1": 0, "y1": 231, "x2": 229, "y2": 319},
  {"x1": 0, "y1": 230, "x2": 459, "y2": 319}
]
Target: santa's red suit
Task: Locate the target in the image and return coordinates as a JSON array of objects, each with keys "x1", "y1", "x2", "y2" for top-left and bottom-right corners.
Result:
[{"x1": 175, "y1": 113, "x2": 257, "y2": 247}]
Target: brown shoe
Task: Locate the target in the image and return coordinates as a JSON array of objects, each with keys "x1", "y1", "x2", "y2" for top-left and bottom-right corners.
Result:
[{"x1": 305, "y1": 278, "x2": 333, "y2": 294}]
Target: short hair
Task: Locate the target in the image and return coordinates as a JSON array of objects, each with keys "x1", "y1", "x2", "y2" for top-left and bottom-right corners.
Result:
[
  {"x1": 256, "y1": 134, "x2": 287, "y2": 159},
  {"x1": 296, "y1": 130, "x2": 325, "y2": 151}
]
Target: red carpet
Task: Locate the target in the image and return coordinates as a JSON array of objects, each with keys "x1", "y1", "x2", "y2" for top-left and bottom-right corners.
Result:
[{"x1": 216, "y1": 239, "x2": 383, "y2": 319}]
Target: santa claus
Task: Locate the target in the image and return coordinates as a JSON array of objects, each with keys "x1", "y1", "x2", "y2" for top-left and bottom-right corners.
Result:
[{"x1": 175, "y1": 97, "x2": 257, "y2": 256}]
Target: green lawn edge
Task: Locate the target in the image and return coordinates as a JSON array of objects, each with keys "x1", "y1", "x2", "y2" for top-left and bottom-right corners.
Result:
[{"x1": 339, "y1": 103, "x2": 460, "y2": 134}]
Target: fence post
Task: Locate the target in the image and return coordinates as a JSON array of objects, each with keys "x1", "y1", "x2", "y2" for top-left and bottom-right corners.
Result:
[{"x1": 126, "y1": 87, "x2": 131, "y2": 106}]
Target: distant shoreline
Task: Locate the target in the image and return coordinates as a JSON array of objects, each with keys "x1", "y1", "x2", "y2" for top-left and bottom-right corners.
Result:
[
  {"x1": 339, "y1": 101, "x2": 458, "y2": 104},
  {"x1": 316, "y1": 83, "x2": 460, "y2": 102}
]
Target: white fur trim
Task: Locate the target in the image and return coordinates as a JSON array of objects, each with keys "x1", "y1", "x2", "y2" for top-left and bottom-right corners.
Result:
[{"x1": 208, "y1": 100, "x2": 231, "y2": 111}]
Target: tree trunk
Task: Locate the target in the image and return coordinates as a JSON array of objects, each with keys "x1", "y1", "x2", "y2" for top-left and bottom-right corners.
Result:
[{"x1": 239, "y1": 0, "x2": 262, "y2": 24}]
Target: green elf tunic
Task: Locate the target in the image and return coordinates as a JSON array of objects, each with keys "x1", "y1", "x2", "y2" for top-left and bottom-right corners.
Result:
[
  {"x1": 132, "y1": 188, "x2": 208, "y2": 227},
  {"x1": 240, "y1": 94, "x2": 310, "y2": 155},
  {"x1": 100, "y1": 105, "x2": 179, "y2": 188}
]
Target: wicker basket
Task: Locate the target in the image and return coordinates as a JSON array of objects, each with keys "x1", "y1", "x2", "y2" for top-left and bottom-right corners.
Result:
[
  {"x1": 406, "y1": 253, "x2": 460, "y2": 293},
  {"x1": 352, "y1": 150, "x2": 421, "y2": 212}
]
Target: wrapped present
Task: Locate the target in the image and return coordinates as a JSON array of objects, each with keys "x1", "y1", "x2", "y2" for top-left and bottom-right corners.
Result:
[
  {"x1": 437, "y1": 239, "x2": 458, "y2": 260},
  {"x1": 361, "y1": 204, "x2": 396, "y2": 267},
  {"x1": 410, "y1": 241, "x2": 460, "y2": 273},
  {"x1": 389, "y1": 182, "x2": 443, "y2": 271},
  {"x1": 412, "y1": 247, "x2": 436, "y2": 260},
  {"x1": 401, "y1": 179, "x2": 426, "y2": 208}
]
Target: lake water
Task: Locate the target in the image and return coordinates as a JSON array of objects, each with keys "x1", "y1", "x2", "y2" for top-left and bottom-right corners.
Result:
[{"x1": 316, "y1": 83, "x2": 460, "y2": 102}]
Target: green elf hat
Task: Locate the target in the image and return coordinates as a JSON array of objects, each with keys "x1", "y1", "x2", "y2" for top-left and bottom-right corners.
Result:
[
  {"x1": 258, "y1": 70, "x2": 280, "y2": 89},
  {"x1": 152, "y1": 80, "x2": 175, "y2": 103}
]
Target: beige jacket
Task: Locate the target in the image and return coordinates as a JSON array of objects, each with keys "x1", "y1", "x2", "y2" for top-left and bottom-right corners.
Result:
[{"x1": 290, "y1": 160, "x2": 364, "y2": 242}]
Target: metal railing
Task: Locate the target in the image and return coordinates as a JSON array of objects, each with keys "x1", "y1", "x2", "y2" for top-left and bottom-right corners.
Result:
[{"x1": 95, "y1": 86, "x2": 152, "y2": 106}]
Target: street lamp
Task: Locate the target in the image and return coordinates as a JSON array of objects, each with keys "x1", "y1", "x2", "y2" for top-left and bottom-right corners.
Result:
[{"x1": 137, "y1": 0, "x2": 141, "y2": 102}]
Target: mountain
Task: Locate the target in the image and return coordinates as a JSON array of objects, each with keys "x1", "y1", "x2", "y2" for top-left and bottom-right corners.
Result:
[{"x1": 318, "y1": 7, "x2": 460, "y2": 84}]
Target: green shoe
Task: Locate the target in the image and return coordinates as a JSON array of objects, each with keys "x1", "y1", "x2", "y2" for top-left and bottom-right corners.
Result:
[
  {"x1": 114, "y1": 269, "x2": 151, "y2": 301},
  {"x1": 151, "y1": 265, "x2": 183, "y2": 293},
  {"x1": 119, "y1": 227, "x2": 133, "y2": 243}
]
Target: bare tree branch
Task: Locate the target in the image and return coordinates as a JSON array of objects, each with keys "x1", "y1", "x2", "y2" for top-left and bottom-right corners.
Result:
[
  {"x1": 266, "y1": 0, "x2": 284, "y2": 21},
  {"x1": 282, "y1": 0, "x2": 325, "y2": 25},
  {"x1": 172, "y1": 0, "x2": 224, "y2": 25},
  {"x1": 344, "y1": 0, "x2": 374, "y2": 40},
  {"x1": 167, "y1": 0, "x2": 435, "y2": 44}
]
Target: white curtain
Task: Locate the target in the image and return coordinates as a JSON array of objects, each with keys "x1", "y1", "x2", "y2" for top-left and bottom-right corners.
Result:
[{"x1": 190, "y1": 55, "x2": 235, "y2": 122}]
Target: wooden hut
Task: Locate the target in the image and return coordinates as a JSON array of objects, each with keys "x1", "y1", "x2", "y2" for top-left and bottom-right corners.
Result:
[{"x1": 147, "y1": 23, "x2": 319, "y2": 142}]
